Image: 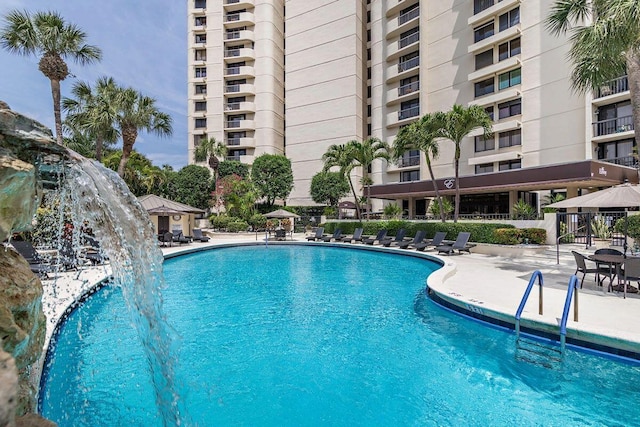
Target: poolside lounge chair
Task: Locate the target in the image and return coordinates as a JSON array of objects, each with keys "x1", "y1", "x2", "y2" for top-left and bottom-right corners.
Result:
[
  {"x1": 414, "y1": 231, "x2": 447, "y2": 252},
  {"x1": 275, "y1": 229, "x2": 287, "y2": 241},
  {"x1": 572, "y1": 251, "x2": 610, "y2": 289},
  {"x1": 322, "y1": 228, "x2": 343, "y2": 242},
  {"x1": 192, "y1": 228, "x2": 210, "y2": 242},
  {"x1": 172, "y1": 231, "x2": 191, "y2": 245},
  {"x1": 306, "y1": 227, "x2": 325, "y2": 241},
  {"x1": 341, "y1": 228, "x2": 364, "y2": 243},
  {"x1": 381, "y1": 228, "x2": 407, "y2": 247},
  {"x1": 436, "y1": 232, "x2": 475, "y2": 255},
  {"x1": 10, "y1": 240, "x2": 52, "y2": 278},
  {"x1": 160, "y1": 231, "x2": 173, "y2": 247},
  {"x1": 363, "y1": 229, "x2": 387, "y2": 245},
  {"x1": 396, "y1": 230, "x2": 427, "y2": 249}
]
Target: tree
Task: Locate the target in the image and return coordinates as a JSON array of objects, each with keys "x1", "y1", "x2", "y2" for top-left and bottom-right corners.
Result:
[
  {"x1": 547, "y1": 0, "x2": 640, "y2": 145},
  {"x1": 250, "y1": 154, "x2": 294, "y2": 206},
  {"x1": 63, "y1": 77, "x2": 120, "y2": 161},
  {"x1": 218, "y1": 160, "x2": 249, "y2": 178},
  {"x1": 171, "y1": 165, "x2": 213, "y2": 211},
  {"x1": 440, "y1": 104, "x2": 492, "y2": 222},
  {"x1": 102, "y1": 150, "x2": 168, "y2": 196},
  {"x1": 392, "y1": 113, "x2": 448, "y2": 222},
  {"x1": 322, "y1": 144, "x2": 362, "y2": 219},
  {"x1": 194, "y1": 137, "x2": 227, "y2": 215},
  {"x1": 346, "y1": 138, "x2": 390, "y2": 219},
  {"x1": 310, "y1": 171, "x2": 350, "y2": 208},
  {"x1": 113, "y1": 86, "x2": 173, "y2": 178},
  {"x1": 0, "y1": 10, "x2": 102, "y2": 145},
  {"x1": 218, "y1": 174, "x2": 257, "y2": 220}
]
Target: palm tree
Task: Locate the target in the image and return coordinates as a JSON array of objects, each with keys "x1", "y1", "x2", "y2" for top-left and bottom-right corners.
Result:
[
  {"x1": 0, "y1": 10, "x2": 102, "y2": 145},
  {"x1": 113, "y1": 87, "x2": 173, "y2": 178},
  {"x1": 322, "y1": 143, "x2": 362, "y2": 219},
  {"x1": 346, "y1": 137, "x2": 390, "y2": 220},
  {"x1": 440, "y1": 104, "x2": 492, "y2": 222},
  {"x1": 194, "y1": 137, "x2": 227, "y2": 215},
  {"x1": 63, "y1": 77, "x2": 120, "y2": 161},
  {"x1": 547, "y1": 0, "x2": 640, "y2": 144},
  {"x1": 392, "y1": 113, "x2": 448, "y2": 222}
]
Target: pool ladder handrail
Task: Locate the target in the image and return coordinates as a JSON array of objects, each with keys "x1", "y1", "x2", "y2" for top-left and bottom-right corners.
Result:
[
  {"x1": 515, "y1": 270, "x2": 544, "y2": 339},
  {"x1": 559, "y1": 275, "x2": 580, "y2": 353}
]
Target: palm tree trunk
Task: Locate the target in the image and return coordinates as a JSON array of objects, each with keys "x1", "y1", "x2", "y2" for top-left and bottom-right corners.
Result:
[
  {"x1": 454, "y1": 156, "x2": 460, "y2": 223},
  {"x1": 96, "y1": 135, "x2": 104, "y2": 161},
  {"x1": 118, "y1": 141, "x2": 133, "y2": 177},
  {"x1": 426, "y1": 159, "x2": 446, "y2": 222},
  {"x1": 347, "y1": 176, "x2": 361, "y2": 220},
  {"x1": 627, "y1": 52, "x2": 640, "y2": 164},
  {"x1": 50, "y1": 79, "x2": 63, "y2": 145}
]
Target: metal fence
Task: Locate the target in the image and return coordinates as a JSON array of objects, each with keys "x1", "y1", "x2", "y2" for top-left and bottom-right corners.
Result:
[{"x1": 556, "y1": 212, "x2": 627, "y2": 247}]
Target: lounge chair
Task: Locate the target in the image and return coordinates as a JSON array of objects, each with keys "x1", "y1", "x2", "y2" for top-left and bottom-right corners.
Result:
[
  {"x1": 192, "y1": 228, "x2": 210, "y2": 242},
  {"x1": 10, "y1": 240, "x2": 52, "y2": 278},
  {"x1": 572, "y1": 251, "x2": 610, "y2": 289},
  {"x1": 306, "y1": 227, "x2": 325, "y2": 241},
  {"x1": 414, "y1": 231, "x2": 447, "y2": 252},
  {"x1": 275, "y1": 229, "x2": 287, "y2": 241},
  {"x1": 82, "y1": 236, "x2": 106, "y2": 265},
  {"x1": 363, "y1": 229, "x2": 387, "y2": 245},
  {"x1": 322, "y1": 228, "x2": 343, "y2": 242},
  {"x1": 172, "y1": 231, "x2": 191, "y2": 245},
  {"x1": 396, "y1": 230, "x2": 427, "y2": 249},
  {"x1": 436, "y1": 232, "x2": 475, "y2": 255},
  {"x1": 341, "y1": 228, "x2": 364, "y2": 243},
  {"x1": 160, "y1": 231, "x2": 173, "y2": 247},
  {"x1": 381, "y1": 228, "x2": 407, "y2": 247}
]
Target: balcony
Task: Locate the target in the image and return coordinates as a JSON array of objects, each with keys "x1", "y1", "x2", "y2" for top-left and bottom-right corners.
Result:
[
  {"x1": 224, "y1": 83, "x2": 255, "y2": 95},
  {"x1": 398, "y1": 105, "x2": 420, "y2": 121},
  {"x1": 223, "y1": 11, "x2": 255, "y2": 26},
  {"x1": 600, "y1": 155, "x2": 638, "y2": 168},
  {"x1": 224, "y1": 29, "x2": 254, "y2": 42},
  {"x1": 387, "y1": 7, "x2": 419, "y2": 39},
  {"x1": 469, "y1": 0, "x2": 519, "y2": 26},
  {"x1": 386, "y1": 57, "x2": 420, "y2": 83},
  {"x1": 593, "y1": 76, "x2": 630, "y2": 108},
  {"x1": 224, "y1": 65, "x2": 255, "y2": 78},
  {"x1": 224, "y1": 101, "x2": 255, "y2": 113},
  {"x1": 399, "y1": 80, "x2": 419, "y2": 97},
  {"x1": 223, "y1": 0, "x2": 254, "y2": 10},
  {"x1": 224, "y1": 119, "x2": 254, "y2": 130},
  {"x1": 223, "y1": 48, "x2": 254, "y2": 60},
  {"x1": 387, "y1": 32, "x2": 419, "y2": 61},
  {"x1": 592, "y1": 116, "x2": 634, "y2": 137},
  {"x1": 386, "y1": 0, "x2": 416, "y2": 17},
  {"x1": 225, "y1": 137, "x2": 254, "y2": 147},
  {"x1": 387, "y1": 80, "x2": 419, "y2": 106},
  {"x1": 468, "y1": 56, "x2": 520, "y2": 82}
]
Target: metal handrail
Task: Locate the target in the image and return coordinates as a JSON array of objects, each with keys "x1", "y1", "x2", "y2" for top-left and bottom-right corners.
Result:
[
  {"x1": 556, "y1": 224, "x2": 587, "y2": 264},
  {"x1": 560, "y1": 275, "x2": 580, "y2": 353},
  {"x1": 514, "y1": 270, "x2": 543, "y2": 339}
]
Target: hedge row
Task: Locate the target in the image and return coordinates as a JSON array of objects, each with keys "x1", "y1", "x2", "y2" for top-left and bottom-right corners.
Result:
[{"x1": 322, "y1": 221, "x2": 546, "y2": 245}]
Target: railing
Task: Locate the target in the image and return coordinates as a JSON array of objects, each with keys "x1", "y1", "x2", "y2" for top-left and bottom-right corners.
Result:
[
  {"x1": 397, "y1": 156, "x2": 420, "y2": 167},
  {"x1": 195, "y1": 36, "x2": 206, "y2": 43},
  {"x1": 556, "y1": 224, "x2": 587, "y2": 264},
  {"x1": 399, "y1": 32, "x2": 419, "y2": 49},
  {"x1": 398, "y1": 81, "x2": 419, "y2": 96},
  {"x1": 398, "y1": 106, "x2": 420, "y2": 120},
  {"x1": 226, "y1": 155, "x2": 242, "y2": 161},
  {"x1": 225, "y1": 14, "x2": 240, "y2": 22},
  {"x1": 225, "y1": 85, "x2": 240, "y2": 93},
  {"x1": 226, "y1": 138, "x2": 241, "y2": 146},
  {"x1": 225, "y1": 103, "x2": 240, "y2": 111},
  {"x1": 592, "y1": 115, "x2": 634, "y2": 136},
  {"x1": 560, "y1": 275, "x2": 580, "y2": 353},
  {"x1": 457, "y1": 213, "x2": 512, "y2": 220},
  {"x1": 226, "y1": 0, "x2": 240, "y2": 4},
  {"x1": 225, "y1": 121, "x2": 241, "y2": 128},
  {"x1": 600, "y1": 155, "x2": 638, "y2": 168},
  {"x1": 398, "y1": 56, "x2": 419, "y2": 72},
  {"x1": 514, "y1": 270, "x2": 544, "y2": 339},
  {"x1": 224, "y1": 49, "x2": 241, "y2": 57},
  {"x1": 595, "y1": 75, "x2": 629, "y2": 98},
  {"x1": 195, "y1": 55, "x2": 207, "y2": 61},
  {"x1": 225, "y1": 31, "x2": 240, "y2": 40},
  {"x1": 226, "y1": 67, "x2": 240, "y2": 75},
  {"x1": 398, "y1": 7, "x2": 419, "y2": 25}
]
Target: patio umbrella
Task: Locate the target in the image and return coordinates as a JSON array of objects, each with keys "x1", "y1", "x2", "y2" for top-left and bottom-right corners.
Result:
[
  {"x1": 146, "y1": 206, "x2": 187, "y2": 216},
  {"x1": 264, "y1": 209, "x2": 300, "y2": 219}
]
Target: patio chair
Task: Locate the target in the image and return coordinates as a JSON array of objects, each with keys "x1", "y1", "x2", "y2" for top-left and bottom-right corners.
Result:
[
  {"x1": 363, "y1": 229, "x2": 387, "y2": 245},
  {"x1": 571, "y1": 251, "x2": 610, "y2": 289},
  {"x1": 322, "y1": 228, "x2": 343, "y2": 242},
  {"x1": 436, "y1": 232, "x2": 475, "y2": 255},
  {"x1": 161, "y1": 231, "x2": 173, "y2": 247},
  {"x1": 396, "y1": 230, "x2": 427, "y2": 249},
  {"x1": 172, "y1": 231, "x2": 191, "y2": 245},
  {"x1": 192, "y1": 228, "x2": 210, "y2": 242},
  {"x1": 341, "y1": 228, "x2": 364, "y2": 243},
  {"x1": 381, "y1": 228, "x2": 407, "y2": 247},
  {"x1": 620, "y1": 257, "x2": 640, "y2": 298},
  {"x1": 306, "y1": 227, "x2": 325, "y2": 241},
  {"x1": 414, "y1": 231, "x2": 447, "y2": 252},
  {"x1": 10, "y1": 240, "x2": 52, "y2": 278},
  {"x1": 275, "y1": 229, "x2": 287, "y2": 241}
]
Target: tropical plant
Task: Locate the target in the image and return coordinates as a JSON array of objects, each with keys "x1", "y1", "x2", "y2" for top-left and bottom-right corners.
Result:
[
  {"x1": 171, "y1": 165, "x2": 213, "y2": 211},
  {"x1": 346, "y1": 138, "x2": 390, "y2": 219},
  {"x1": 250, "y1": 154, "x2": 294, "y2": 207},
  {"x1": 542, "y1": 192, "x2": 566, "y2": 213},
  {"x1": 310, "y1": 171, "x2": 350, "y2": 209},
  {"x1": 194, "y1": 137, "x2": 227, "y2": 215},
  {"x1": 322, "y1": 143, "x2": 362, "y2": 219},
  {"x1": 0, "y1": 10, "x2": 102, "y2": 145},
  {"x1": 614, "y1": 215, "x2": 640, "y2": 240},
  {"x1": 101, "y1": 150, "x2": 169, "y2": 196},
  {"x1": 218, "y1": 159, "x2": 249, "y2": 178},
  {"x1": 591, "y1": 216, "x2": 612, "y2": 239},
  {"x1": 440, "y1": 104, "x2": 492, "y2": 222},
  {"x1": 511, "y1": 199, "x2": 538, "y2": 220},
  {"x1": 218, "y1": 174, "x2": 257, "y2": 220},
  {"x1": 392, "y1": 113, "x2": 447, "y2": 222},
  {"x1": 62, "y1": 77, "x2": 120, "y2": 161},
  {"x1": 383, "y1": 203, "x2": 403, "y2": 219},
  {"x1": 547, "y1": 0, "x2": 640, "y2": 143},
  {"x1": 429, "y1": 198, "x2": 453, "y2": 219}
]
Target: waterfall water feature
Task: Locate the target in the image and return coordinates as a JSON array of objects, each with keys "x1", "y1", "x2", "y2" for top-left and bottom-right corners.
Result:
[{"x1": 44, "y1": 155, "x2": 189, "y2": 426}]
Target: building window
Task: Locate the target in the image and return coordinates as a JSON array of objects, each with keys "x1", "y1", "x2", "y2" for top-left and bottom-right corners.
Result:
[
  {"x1": 195, "y1": 0, "x2": 206, "y2": 8},
  {"x1": 474, "y1": 0, "x2": 494, "y2": 14},
  {"x1": 485, "y1": 106, "x2": 494, "y2": 121},
  {"x1": 398, "y1": 149, "x2": 420, "y2": 167},
  {"x1": 195, "y1": 67, "x2": 207, "y2": 78},
  {"x1": 475, "y1": 135, "x2": 495, "y2": 152},
  {"x1": 498, "y1": 98, "x2": 521, "y2": 119},
  {"x1": 499, "y1": 159, "x2": 521, "y2": 170},
  {"x1": 597, "y1": 139, "x2": 635, "y2": 166},
  {"x1": 474, "y1": 77, "x2": 495, "y2": 98},
  {"x1": 399, "y1": 99, "x2": 419, "y2": 120},
  {"x1": 399, "y1": 27, "x2": 419, "y2": 49},
  {"x1": 195, "y1": 49, "x2": 206, "y2": 61},
  {"x1": 595, "y1": 101, "x2": 634, "y2": 135},
  {"x1": 228, "y1": 149, "x2": 246, "y2": 160},
  {"x1": 475, "y1": 163, "x2": 494, "y2": 174},
  {"x1": 498, "y1": 37, "x2": 520, "y2": 61},
  {"x1": 195, "y1": 84, "x2": 207, "y2": 95},
  {"x1": 499, "y1": 7, "x2": 520, "y2": 32},
  {"x1": 195, "y1": 118, "x2": 206, "y2": 128},
  {"x1": 195, "y1": 34, "x2": 206, "y2": 44},
  {"x1": 399, "y1": 75, "x2": 419, "y2": 96},
  {"x1": 498, "y1": 129, "x2": 521, "y2": 148},
  {"x1": 367, "y1": 29, "x2": 371, "y2": 42},
  {"x1": 193, "y1": 134, "x2": 207, "y2": 147},
  {"x1": 399, "y1": 4, "x2": 419, "y2": 25},
  {"x1": 367, "y1": 67, "x2": 371, "y2": 79},
  {"x1": 400, "y1": 170, "x2": 420, "y2": 182},
  {"x1": 474, "y1": 21, "x2": 494, "y2": 43},
  {"x1": 498, "y1": 68, "x2": 521, "y2": 90},
  {"x1": 398, "y1": 51, "x2": 419, "y2": 72},
  {"x1": 195, "y1": 101, "x2": 207, "y2": 112},
  {"x1": 367, "y1": 104, "x2": 372, "y2": 117},
  {"x1": 475, "y1": 49, "x2": 493, "y2": 70},
  {"x1": 195, "y1": 16, "x2": 206, "y2": 26},
  {"x1": 367, "y1": 123, "x2": 372, "y2": 135},
  {"x1": 226, "y1": 131, "x2": 246, "y2": 146}
]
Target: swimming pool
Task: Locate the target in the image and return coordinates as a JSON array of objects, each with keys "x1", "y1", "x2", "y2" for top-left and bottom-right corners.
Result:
[{"x1": 41, "y1": 245, "x2": 640, "y2": 425}]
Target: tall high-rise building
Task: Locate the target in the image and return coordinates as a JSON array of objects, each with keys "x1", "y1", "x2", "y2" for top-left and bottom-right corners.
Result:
[{"x1": 188, "y1": 0, "x2": 637, "y2": 215}]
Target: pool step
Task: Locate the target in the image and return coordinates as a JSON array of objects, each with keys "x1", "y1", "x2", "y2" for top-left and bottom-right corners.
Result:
[{"x1": 515, "y1": 337, "x2": 563, "y2": 369}]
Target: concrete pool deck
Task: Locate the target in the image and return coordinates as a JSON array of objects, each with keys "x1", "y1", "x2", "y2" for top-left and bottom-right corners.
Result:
[{"x1": 40, "y1": 232, "x2": 640, "y2": 362}]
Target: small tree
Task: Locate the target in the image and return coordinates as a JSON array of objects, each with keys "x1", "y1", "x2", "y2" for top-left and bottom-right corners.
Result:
[
  {"x1": 310, "y1": 171, "x2": 350, "y2": 209},
  {"x1": 218, "y1": 160, "x2": 249, "y2": 178},
  {"x1": 251, "y1": 154, "x2": 294, "y2": 207},
  {"x1": 172, "y1": 165, "x2": 213, "y2": 210}
]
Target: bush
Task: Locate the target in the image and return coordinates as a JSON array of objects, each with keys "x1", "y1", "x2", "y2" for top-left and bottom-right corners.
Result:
[
  {"x1": 614, "y1": 215, "x2": 640, "y2": 240},
  {"x1": 210, "y1": 215, "x2": 232, "y2": 231},
  {"x1": 227, "y1": 219, "x2": 249, "y2": 233},
  {"x1": 493, "y1": 228, "x2": 522, "y2": 245},
  {"x1": 429, "y1": 198, "x2": 453, "y2": 219},
  {"x1": 247, "y1": 213, "x2": 267, "y2": 231},
  {"x1": 522, "y1": 228, "x2": 546, "y2": 244}
]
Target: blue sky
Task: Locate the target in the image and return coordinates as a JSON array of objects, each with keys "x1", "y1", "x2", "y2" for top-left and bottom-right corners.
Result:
[{"x1": 0, "y1": 0, "x2": 188, "y2": 169}]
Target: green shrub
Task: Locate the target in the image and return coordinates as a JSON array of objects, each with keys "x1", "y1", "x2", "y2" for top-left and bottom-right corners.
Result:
[
  {"x1": 429, "y1": 198, "x2": 453, "y2": 219},
  {"x1": 247, "y1": 213, "x2": 267, "y2": 230},
  {"x1": 210, "y1": 215, "x2": 231, "y2": 231},
  {"x1": 493, "y1": 228, "x2": 522, "y2": 245},
  {"x1": 614, "y1": 215, "x2": 640, "y2": 240},
  {"x1": 227, "y1": 219, "x2": 249, "y2": 232},
  {"x1": 522, "y1": 228, "x2": 546, "y2": 244},
  {"x1": 511, "y1": 199, "x2": 538, "y2": 220},
  {"x1": 383, "y1": 203, "x2": 402, "y2": 219}
]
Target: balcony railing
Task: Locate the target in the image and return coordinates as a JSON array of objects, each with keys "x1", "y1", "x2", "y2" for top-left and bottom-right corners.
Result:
[
  {"x1": 225, "y1": 103, "x2": 240, "y2": 111},
  {"x1": 225, "y1": 14, "x2": 240, "y2": 22},
  {"x1": 399, "y1": 32, "x2": 419, "y2": 49},
  {"x1": 226, "y1": 155, "x2": 242, "y2": 161},
  {"x1": 226, "y1": 67, "x2": 240, "y2": 75},
  {"x1": 226, "y1": 138, "x2": 241, "y2": 146},
  {"x1": 398, "y1": 106, "x2": 420, "y2": 120},
  {"x1": 224, "y1": 49, "x2": 240, "y2": 57},
  {"x1": 398, "y1": 7, "x2": 419, "y2": 25},
  {"x1": 398, "y1": 81, "x2": 419, "y2": 96},
  {"x1": 398, "y1": 56, "x2": 419, "y2": 72},
  {"x1": 225, "y1": 121, "x2": 241, "y2": 128},
  {"x1": 593, "y1": 115, "x2": 634, "y2": 137},
  {"x1": 600, "y1": 155, "x2": 638, "y2": 168},
  {"x1": 596, "y1": 76, "x2": 629, "y2": 98},
  {"x1": 226, "y1": 0, "x2": 240, "y2": 4},
  {"x1": 397, "y1": 156, "x2": 420, "y2": 167},
  {"x1": 225, "y1": 31, "x2": 240, "y2": 40},
  {"x1": 225, "y1": 85, "x2": 240, "y2": 93}
]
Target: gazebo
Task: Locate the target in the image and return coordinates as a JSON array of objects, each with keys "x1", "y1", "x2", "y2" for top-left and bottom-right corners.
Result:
[{"x1": 138, "y1": 194, "x2": 206, "y2": 236}]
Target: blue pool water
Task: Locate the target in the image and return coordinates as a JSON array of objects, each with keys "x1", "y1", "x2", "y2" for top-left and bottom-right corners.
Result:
[{"x1": 41, "y1": 245, "x2": 640, "y2": 426}]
